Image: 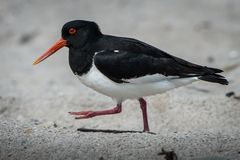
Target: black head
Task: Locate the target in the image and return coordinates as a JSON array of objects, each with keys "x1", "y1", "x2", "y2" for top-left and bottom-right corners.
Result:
[
  {"x1": 33, "y1": 20, "x2": 102, "y2": 65},
  {"x1": 62, "y1": 20, "x2": 102, "y2": 48}
]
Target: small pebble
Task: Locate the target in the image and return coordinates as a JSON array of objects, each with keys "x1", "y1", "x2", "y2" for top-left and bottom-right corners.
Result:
[
  {"x1": 226, "y1": 91, "x2": 235, "y2": 97},
  {"x1": 53, "y1": 122, "x2": 58, "y2": 128},
  {"x1": 99, "y1": 157, "x2": 104, "y2": 160}
]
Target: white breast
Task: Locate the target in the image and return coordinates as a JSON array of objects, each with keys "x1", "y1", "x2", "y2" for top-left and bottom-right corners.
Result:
[{"x1": 76, "y1": 63, "x2": 198, "y2": 103}]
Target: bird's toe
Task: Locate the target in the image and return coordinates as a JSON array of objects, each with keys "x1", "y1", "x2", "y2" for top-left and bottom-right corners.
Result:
[
  {"x1": 75, "y1": 111, "x2": 96, "y2": 119},
  {"x1": 68, "y1": 111, "x2": 91, "y2": 115}
]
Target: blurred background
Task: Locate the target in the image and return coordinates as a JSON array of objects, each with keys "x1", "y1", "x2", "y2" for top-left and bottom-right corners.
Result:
[{"x1": 0, "y1": 0, "x2": 240, "y2": 159}]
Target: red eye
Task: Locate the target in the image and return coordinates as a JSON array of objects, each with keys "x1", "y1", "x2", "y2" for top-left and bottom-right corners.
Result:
[{"x1": 68, "y1": 28, "x2": 77, "y2": 35}]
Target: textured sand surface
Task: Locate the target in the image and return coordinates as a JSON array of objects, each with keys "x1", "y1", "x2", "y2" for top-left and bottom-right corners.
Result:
[{"x1": 0, "y1": 0, "x2": 240, "y2": 159}]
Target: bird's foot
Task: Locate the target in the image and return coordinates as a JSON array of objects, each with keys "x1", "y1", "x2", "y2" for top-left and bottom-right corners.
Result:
[
  {"x1": 143, "y1": 128, "x2": 150, "y2": 132},
  {"x1": 69, "y1": 111, "x2": 96, "y2": 119},
  {"x1": 69, "y1": 111, "x2": 92, "y2": 116},
  {"x1": 69, "y1": 104, "x2": 122, "y2": 119}
]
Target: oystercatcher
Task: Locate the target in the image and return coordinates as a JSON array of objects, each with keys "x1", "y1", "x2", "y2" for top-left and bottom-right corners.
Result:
[{"x1": 33, "y1": 20, "x2": 228, "y2": 132}]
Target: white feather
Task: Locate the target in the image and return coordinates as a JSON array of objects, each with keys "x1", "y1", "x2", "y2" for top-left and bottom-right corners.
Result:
[
  {"x1": 76, "y1": 63, "x2": 198, "y2": 103},
  {"x1": 123, "y1": 74, "x2": 179, "y2": 84}
]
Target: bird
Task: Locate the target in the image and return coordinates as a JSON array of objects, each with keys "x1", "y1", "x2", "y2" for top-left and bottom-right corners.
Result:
[{"x1": 33, "y1": 20, "x2": 228, "y2": 132}]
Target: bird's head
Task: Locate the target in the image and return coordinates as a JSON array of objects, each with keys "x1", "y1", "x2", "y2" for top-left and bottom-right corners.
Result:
[{"x1": 33, "y1": 20, "x2": 102, "y2": 65}]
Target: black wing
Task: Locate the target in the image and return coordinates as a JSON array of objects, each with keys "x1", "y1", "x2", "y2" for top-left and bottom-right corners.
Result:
[{"x1": 94, "y1": 49, "x2": 228, "y2": 85}]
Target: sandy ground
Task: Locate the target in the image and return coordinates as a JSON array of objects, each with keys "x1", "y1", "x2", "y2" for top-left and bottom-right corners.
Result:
[{"x1": 0, "y1": 0, "x2": 240, "y2": 159}]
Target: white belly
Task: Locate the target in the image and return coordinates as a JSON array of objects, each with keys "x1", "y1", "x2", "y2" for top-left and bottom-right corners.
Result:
[{"x1": 76, "y1": 64, "x2": 197, "y2": 103}]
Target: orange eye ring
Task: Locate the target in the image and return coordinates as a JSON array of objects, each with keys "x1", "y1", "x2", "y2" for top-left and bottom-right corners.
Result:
[{"x1": 69, "y1": 28, "x2": 77, "y2": 35}]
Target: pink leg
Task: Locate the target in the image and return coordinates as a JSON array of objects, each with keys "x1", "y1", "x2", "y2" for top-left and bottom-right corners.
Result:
[
  {"x1": 69, "y1": 103, "x2": 122, "y2": 119},
  {"x1": 139, "y1": 98, "x2": 150, "y2": 132}
]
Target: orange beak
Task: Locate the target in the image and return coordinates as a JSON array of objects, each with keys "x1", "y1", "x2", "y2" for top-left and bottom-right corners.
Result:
[{"x1": 33, "y1": 37, "x2": 67, "y2": 65}]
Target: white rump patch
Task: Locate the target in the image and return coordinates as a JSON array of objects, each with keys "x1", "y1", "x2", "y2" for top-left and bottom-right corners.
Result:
[{"x1": 123, "y1": 74, "x2": 179, "y2": 84}]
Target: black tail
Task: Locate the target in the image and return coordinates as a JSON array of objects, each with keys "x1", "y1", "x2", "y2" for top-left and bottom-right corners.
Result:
[
  {"x1": 199, "y1": 73, "x2": 228, "y2": 85},
  {"x1": 171, "y1": 56, "x2": 228, "y2": 85}
]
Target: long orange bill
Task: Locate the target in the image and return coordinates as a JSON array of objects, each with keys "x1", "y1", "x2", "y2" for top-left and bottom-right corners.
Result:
[{"x1": 33, "y1": 37, "x2": 67, "y2": 65}]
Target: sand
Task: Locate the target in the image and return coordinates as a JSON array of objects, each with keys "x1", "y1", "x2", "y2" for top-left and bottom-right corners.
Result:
[{"x1": 0, "y1": 0, "x2": 240, "y2": 159}]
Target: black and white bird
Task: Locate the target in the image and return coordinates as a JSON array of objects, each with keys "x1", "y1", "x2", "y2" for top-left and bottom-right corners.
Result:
[{"x1": 33, "y1": 20, "x2": 228, "y2": 132}]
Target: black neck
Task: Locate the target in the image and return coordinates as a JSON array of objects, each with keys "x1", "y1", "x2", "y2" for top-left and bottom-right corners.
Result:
[{"x1": 68, "y1": 48, "x2": 95, "y2": 76}]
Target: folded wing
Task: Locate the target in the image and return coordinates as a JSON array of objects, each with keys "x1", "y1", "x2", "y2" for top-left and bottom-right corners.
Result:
[{"x1": 94, "y1": 50, "x2": 228, "y2": 85}]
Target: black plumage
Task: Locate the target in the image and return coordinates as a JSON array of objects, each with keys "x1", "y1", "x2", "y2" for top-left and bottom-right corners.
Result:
[
  {"x1": 60, "y1": 20, "x2": 228, "y2": 85},
  {"x1": 94, "y1": 48, "x2": 228, "y2": 85},
  {"x1": 33, "y1": 20, "x2": 228, "y2": 132}
]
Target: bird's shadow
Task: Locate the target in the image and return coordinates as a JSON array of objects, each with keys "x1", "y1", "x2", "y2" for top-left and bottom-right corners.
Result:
[{"x1": 77, "y1": 128, "x2": 156, "y2": 134}]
